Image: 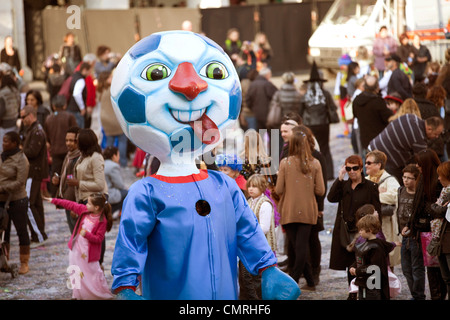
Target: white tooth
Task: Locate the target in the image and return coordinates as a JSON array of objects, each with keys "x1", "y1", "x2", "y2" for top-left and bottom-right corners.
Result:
[
  {"x1": 178, "y1": 110, "x2": 191, "y2": 123},
  {"x1": 191, "y1": 110, "x2": 201, "y2": 121},
  {"x1": 170, "y1": 108, "x2": 206, "y2": 123}
]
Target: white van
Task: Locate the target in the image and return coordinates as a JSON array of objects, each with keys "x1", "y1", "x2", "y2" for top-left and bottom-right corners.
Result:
[{"x1": 308, "y1": 0, "x2": 450, "y2": 70}]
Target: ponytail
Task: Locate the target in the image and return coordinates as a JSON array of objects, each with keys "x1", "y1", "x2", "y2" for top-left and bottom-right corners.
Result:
[{"x1": 89, "y1": 193, "x2": 113, "y2": 232}]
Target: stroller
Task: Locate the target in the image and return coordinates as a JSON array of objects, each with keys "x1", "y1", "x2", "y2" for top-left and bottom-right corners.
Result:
[{"x1": 0, "y1": 195, "x2": 19, "y2": 278}]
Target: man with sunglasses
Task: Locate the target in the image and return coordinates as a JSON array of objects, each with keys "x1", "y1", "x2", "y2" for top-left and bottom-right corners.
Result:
[
  {"x1": 20, "y1": 105, "x2": 49, "y2": 248},
  {"x1": 368, "y1": 114, "x2": 444, "y2": 184},
  {"x1": 327, "y1": 154, "x2": 381, "y2": 299}
]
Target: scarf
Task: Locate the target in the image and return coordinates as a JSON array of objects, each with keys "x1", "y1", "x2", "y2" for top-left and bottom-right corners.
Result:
[
  {"x1": 368, "y1": 169, "x2": 385, "y2": 183},
  {"x1": 1, "y1": 147, "x2": 20, "y2": 162},
  {"x1": 58, "y1": 148, "x2": 81, "y2": 197}
]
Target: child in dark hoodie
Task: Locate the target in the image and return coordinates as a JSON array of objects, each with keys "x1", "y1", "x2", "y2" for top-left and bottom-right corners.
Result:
[{"x1": 349, "y1": 214, "x2": 398, "y2": 300}]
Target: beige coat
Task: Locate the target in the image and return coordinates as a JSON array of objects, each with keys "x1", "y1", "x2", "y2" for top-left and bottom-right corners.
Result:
[
  {"x1": 367, "y1": 170, "x2": 402, "y2": 266},
  {"x1": 74, "y1": 151, "x2": 108, "y2": 202},
  {"x1": 100, "y1": 89, "x2": 123, "y2": 136},
  {"x1": 275, "y1": 156, "x2": 325, "y2": 225}
]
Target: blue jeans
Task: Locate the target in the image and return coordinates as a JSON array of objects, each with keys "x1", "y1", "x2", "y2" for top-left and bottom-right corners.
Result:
[
  {"x1": 69, "y1": 111, "x2": 85, "y2": 129},
  {"x1": 401, "y1": 236, "x2": 426, "y2": 300},
  {"x1": 106, "y1": 133, "x2": 128, "y2": 167}
]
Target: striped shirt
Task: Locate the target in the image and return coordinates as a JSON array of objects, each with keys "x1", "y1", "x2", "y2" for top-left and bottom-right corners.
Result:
[{"x1": 369, "y1": 114, "x2": 427, "y2": 168}]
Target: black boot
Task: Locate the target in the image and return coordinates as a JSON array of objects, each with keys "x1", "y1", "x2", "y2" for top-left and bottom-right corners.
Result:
[
  {"x1": 347, "y1": 292, "x2": 357, "y2": 300},
  {"x1": 312, "y1": 265, "x2": 321, "y2": 286}
]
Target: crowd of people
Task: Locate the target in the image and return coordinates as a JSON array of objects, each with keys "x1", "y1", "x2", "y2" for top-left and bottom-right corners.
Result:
[
  {"x1": 218, "y1": 25, "x2": 450, "y2": 301},
  {"x1": 0, "y1": 32, "x2": 130, "y2": 299},
  {"x1": 1, "y1": 25, "x2": 450, "y2": 301}
]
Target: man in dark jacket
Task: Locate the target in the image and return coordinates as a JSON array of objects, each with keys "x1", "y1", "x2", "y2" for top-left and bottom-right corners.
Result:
[
  {"x1": 245, "y1": 67, "x2": 278, "y2": 131},
  {"x1": 67, "y1": 62, "x2": 92, "y2": 128},
  {"x1": 20, "y1": 105, "x2": 49, "y2": 247},
  {"x1": 44, "y1": 95, "x2": 77, "y2": 196},
  {"x1": 352, "y1": 75, "x2": 393, "y2": 153},
  {"x1": 386, "y1": 54, "x2": 412, "y2": 100}
]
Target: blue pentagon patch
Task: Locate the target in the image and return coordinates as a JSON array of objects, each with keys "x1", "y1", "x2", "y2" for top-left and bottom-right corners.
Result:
[{"x1": 118, "y1": 86, "x2": 146, "y2": 123}]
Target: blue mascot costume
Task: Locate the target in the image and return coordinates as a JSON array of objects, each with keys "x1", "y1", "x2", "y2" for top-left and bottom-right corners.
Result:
[{"x1": 110, "y1": 30, "x2": 300, "y2": 300}]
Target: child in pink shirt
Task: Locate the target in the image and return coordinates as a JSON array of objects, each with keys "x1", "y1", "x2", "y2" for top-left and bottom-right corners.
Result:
[{"x1": 44, "y1": 193, "x2": 113, "y2": 300}]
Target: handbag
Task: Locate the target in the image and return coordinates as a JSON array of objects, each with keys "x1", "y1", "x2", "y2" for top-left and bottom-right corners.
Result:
[
  {"x1": 325, "y1": 94, "x2": 341, "y2": 123},
  {"x1": 380, "y1": 203, "x2": 396, "y2": 217},
  {"x1": 327, "y1": 99, "x2": 340, "y2": 124},
  {"x1": 266, "y1": 97, "x2": 282, "y2": 129},
  {"x1": 0, "y1": 194, "x2": 12, "y2": 232},
  {"x1": 426, "y1": 237, "x2": 441, "y2": 257},
  {"x1": 343, "y1": 99, "x2": 353, "y2": 121},
  {"x1": 339, "y1": 209, "x2": 358, "y2": 249},
  {"x1": 378, "y1": 176, "x2": 396, "y2": 217},
  {"x1": 420, "y1": 232, "x2": 440, "y2": 267}
]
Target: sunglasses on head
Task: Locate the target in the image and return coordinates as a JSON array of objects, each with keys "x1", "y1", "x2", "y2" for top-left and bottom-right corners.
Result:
[{"x1": 345, "y1": 165, "x2": 360, "y2": 172}]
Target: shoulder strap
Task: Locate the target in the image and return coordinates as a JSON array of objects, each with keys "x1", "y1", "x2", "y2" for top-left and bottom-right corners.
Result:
[{"x1": 378, "y1": 175, "x2": 394, "y2": 185}]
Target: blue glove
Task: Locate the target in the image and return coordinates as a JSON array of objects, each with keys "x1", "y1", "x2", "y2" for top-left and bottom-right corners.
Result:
[
  {"x1": 261, "y1": 267, "x2": 300, "y2": 300},
  {"x1": 116, "y1": 288, "x2": 145, "y2": 300}
]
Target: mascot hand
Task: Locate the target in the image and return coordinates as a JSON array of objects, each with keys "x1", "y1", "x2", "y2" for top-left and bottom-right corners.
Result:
[
  {"x1": 261, "y1": 267, "x2": 300, "y2": 300},
  {"x1": 116, "y1": 288, "x2": 145, "y2": 300}
]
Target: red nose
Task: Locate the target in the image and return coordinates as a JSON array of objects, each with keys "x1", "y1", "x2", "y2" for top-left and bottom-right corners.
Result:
[{"x1": 169, "y1": 62, "x2": 208, "y2": 100}]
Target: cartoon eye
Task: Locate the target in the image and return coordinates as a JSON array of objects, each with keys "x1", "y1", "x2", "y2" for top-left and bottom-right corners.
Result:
[
  {"x1": 141, "y1": 63, "x2": 171, "y2": 81},
  {"x1": 200, "y1": 62, "x2": 228, "y2": 80}
]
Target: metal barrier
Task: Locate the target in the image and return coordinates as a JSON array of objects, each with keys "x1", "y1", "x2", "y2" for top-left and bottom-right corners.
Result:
[{"x1": 423, "y1": 39, "x2": 450, "y2": 64}]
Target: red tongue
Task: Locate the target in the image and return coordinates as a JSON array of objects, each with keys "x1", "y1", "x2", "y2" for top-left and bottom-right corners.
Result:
[{"x1": 189, "y1": 113, "x2": 219, "y2": 145}]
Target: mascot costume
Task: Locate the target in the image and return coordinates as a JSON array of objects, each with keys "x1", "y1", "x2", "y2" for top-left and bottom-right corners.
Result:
[{"x1": 110, "y1": 30, "x2": 300, "y2": 300}]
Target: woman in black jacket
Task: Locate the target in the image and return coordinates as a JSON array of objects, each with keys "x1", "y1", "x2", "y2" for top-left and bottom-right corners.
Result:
[
  {"x1": 407, "y1": 149, "x2": 447, "y2": 300},
  {"x1": 327, "y1": 154, "x2": 381, "y2": 299}
]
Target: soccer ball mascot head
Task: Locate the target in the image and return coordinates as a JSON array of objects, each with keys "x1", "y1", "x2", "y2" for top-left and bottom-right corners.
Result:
[{"x1": 110, "y1": 31, "x2": 300, "y2": 300}]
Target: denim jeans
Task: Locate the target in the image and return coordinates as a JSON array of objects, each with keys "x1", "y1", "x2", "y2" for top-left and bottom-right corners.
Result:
[
  {"x1": 69, "y1": 111, "x2": 85, "y2": 129},
  {"x1": 2, "y1": 197, "x2": 30, "y2": 246},
  {"x1": 401, "y1": 236, "x2": 426, "y2": 300}
]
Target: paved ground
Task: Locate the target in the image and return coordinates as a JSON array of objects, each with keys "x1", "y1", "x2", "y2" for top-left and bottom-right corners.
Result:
[{"x1": 0, "y1": 74, "x2": 430, "y2": 300}]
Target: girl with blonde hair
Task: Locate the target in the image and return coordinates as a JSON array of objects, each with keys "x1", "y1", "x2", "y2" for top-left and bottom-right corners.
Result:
[{"x1": 388, "y1": 98, "x2": 422, "y2": 122}]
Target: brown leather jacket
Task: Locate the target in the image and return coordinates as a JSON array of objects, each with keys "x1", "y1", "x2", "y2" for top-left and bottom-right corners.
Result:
[
  {"x1": 22, "y1": 121, "x2": 49, "y2": 180},
  {"x1": 0, "y1": 150, "x2": 29, "y2": 201}
]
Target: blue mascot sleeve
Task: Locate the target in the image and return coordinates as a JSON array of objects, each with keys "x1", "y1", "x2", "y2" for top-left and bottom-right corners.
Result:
[
  {"x1": 117, "y1": 288, "x2": 145, "y2": 300},
  {"x1": 261, "y1": 267, "x2": 301, "y2": 300},
  {"x1": 111, "y1": 180, "x2": 156, "y2": 292}
]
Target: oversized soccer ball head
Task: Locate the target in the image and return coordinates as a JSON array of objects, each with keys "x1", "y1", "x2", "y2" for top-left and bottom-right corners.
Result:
[{"x1": 110, "y1": 31, "x2": 242, "y2": 164}]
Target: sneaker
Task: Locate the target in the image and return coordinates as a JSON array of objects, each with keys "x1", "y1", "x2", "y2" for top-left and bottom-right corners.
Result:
[{"x1": 30, "y1": 239, "x2": 48, "y2": 249}]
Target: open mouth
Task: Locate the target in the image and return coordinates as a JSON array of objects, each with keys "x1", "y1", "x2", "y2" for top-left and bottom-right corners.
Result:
[
  {"x1": 169, "y1": 107, "x2": 207, "y2": 124},
  {"x1": 168, "y1": 106, "x2": 219, "y2": 145}
]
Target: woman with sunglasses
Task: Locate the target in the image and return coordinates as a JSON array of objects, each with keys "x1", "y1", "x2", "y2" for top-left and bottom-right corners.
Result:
[
  {"x1": 365, "y1": 150, "x2": 402, "y2": 269},
  {"x1": 327, "y1": 154, "x2": 381, "y2": 299}
]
